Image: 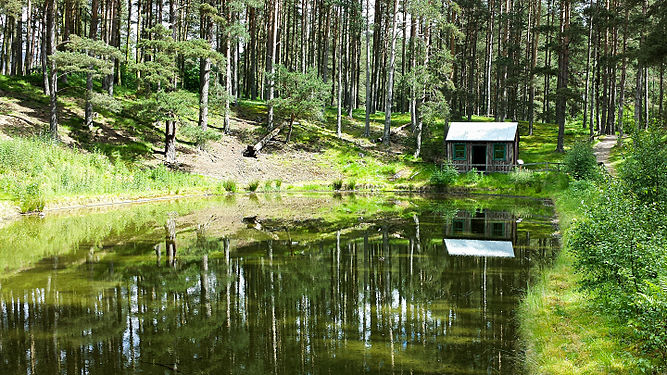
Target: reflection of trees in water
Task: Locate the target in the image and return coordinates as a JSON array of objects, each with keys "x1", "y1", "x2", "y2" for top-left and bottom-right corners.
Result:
[{"x1": 0, "y1": 212, "x2": 558, "y2": 375}]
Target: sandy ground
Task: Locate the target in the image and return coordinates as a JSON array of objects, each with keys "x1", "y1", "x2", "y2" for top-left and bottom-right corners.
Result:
[{"x1": 0, "y1": 88, "x2": 344, "y2": 185}]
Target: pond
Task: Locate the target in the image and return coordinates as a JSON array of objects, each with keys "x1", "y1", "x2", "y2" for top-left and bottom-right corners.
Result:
[{"x1": 0, "y1": 193, "x2": 559, "y2": 374}]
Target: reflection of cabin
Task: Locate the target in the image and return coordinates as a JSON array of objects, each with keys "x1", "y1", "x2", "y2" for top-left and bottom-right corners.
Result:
[
  {"x1": 445, "y1": 122, "x2": 519, "y2": 173},
  {"x1": 444, "y1": 210, "x2": 518, "y2": 258},
  {"x1": 444, "y1": 210, "x2": 517, "y2": 243}
]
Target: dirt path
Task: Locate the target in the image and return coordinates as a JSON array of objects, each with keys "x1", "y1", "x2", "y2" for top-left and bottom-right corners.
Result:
[{"x1": 594, "y1": 135, "x2": 617, "y2": 174}]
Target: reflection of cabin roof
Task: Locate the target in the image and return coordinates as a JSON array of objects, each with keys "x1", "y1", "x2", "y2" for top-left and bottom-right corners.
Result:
[
  {"x1": 446, "y1": 122, "x2": 518, "y2": 142},
  {"x1": 444, "y1": 239, "x2": 515, "y2": 258}
]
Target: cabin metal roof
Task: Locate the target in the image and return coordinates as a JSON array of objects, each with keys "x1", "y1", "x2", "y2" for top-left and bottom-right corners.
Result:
[
  {"x1": 444, "y1": 239, "x2": 515, "y2": 258},
  {"x1": 445, "y1": 122, "x2": 518, "y2": 142}
]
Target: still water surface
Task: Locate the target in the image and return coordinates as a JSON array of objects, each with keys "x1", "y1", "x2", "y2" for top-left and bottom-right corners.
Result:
[{"x1": 0, "y1": 194, "x2": 558, "y2": 374}]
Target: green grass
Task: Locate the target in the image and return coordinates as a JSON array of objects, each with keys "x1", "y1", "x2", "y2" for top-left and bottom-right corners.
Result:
[
  {"x1": 0, "y1": 137, "x2": 213, "y2": 212},
  {"x1": 518, "y1": 183, "x2": 650, "y2": 374}
]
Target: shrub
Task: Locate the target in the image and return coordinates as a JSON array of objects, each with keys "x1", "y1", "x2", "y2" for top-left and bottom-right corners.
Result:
[
  {"x1": 563, "y1": 141, "x2": 599, "y2": 180},
  {"x1": 247, "y1": 180, "x2": 260, "y2": 192},
  {"x1": 274, "y1": 179, "x2": 282, "y2": 190},
  {"x1": 180, "y1": 124, "x2": 222, "y2": 149},
  {"x1": 345, "y1": 179, "x2": 357, "y2": 191},
  {"x1": 509, "y1": 169, "x2": 535, "y2": 188},
  {"x1": 463, "y1": 168, "x2": 483, "y2": 185},
  {"x1": 430, "y1": 162, "x2": 458, "y2": 188},
  {"x1": 632, "y1": 277, "x2": 667, "y2": 361},
  {"x1": 19, "y1": 183, "x2": 46, "y2": 213},
  {"x1": 331, "y1": 179, "x2": 344, "y2": 191},
  {"x1": 619, "y1": 130, "x2": 667, "y2": 205},
  {"x1": 264, "y1": 181, "x2": 273, "y2": 191},
  {"x1": 222, "y1": 180, "x2": 237, "y2": 192}
]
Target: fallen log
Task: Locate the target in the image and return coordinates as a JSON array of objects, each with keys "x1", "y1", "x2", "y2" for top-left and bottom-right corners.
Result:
[{"x1": 243, "y1": 123, "x2": 286, "y2": 157}]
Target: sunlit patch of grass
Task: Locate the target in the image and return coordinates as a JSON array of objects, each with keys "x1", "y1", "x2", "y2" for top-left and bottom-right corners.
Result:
[
  {"x1": 518, "y1": 120, "x2": 589, "y2": 163},
  {"x1": 0, "y1": 137, "x2": 214, "y2": 212},
  {"x1": 518, "y1": 186, "x2": 650, "y2": 375}
]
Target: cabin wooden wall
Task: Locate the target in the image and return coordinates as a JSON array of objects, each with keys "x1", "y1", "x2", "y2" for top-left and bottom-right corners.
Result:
[{"x1": 446, "y1": 141, "x2": 516, "y2": 173}]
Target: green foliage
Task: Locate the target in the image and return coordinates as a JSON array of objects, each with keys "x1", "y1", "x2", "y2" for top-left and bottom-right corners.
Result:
[
  {"x1": 269, "y1": 65, "x2": 330, "y2": 125},
  {"x1": 246, "y1": 180, "x2": 260, "y2": 192},
  {"x1": 274, "y1": 179, "x2": 282, "y2": 190},
  {"x1": 429, "y1": 162, "x2": 458, "y2": 188},
  {"x1": 18, "y1": 183, "x2": 46, "y2": 213},
  {"x1": 0, "y1": 137, "x2": 209, "y2": 211},
  {"x1": 619, "y1": 130, "x2": 667, "y2": 205},
  {"x1": 331, "y1": 179, "x2": 344, "y2": 191},
  {"x1": 568, "y1": 178, "x2": 667, "y2": 366},
  {"x1": 222, "y1": 180, "x2": 237, "y2": 192},
  {"x1": 509, "y1": 169, "x2": 536, "y2": 188},
  {"x1": 180, "y1": 124, "x2": 221, "y2": 148},
  {"x1": 563, "y1": 141, "x2": 599, "y2": 180},
  {"x1": 632, "y1": 277, "x2": 667, "y2": 361},
  {"x1": 345, "y1": 179, "x2": 357, "y2": 191},
  {"x1": 52, "y1": 35, "x2": 124, "y2": 77},
  {"x1": 138, "y1": 90, "x2": 198, "y2": 125}
]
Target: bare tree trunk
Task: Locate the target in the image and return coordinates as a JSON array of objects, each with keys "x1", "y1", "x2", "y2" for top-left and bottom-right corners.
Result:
[
  {"x1": 165, "y1": 120, "x2": 176, "y2": 165},
  {"x1": 555, "y1": 0, "x2": 570, "y2": 152},
  {"x1": 528, "y1": 0, "x2": 541, "y2": 135},
  {"x1": 46, "y1": 0, "x2": 58, "y2": 139},
  {"x1": 198, "y1": 1, "x2": 213, "y2": 132},
  {"x1": 85, "y1": 0, "x2": 99, "y2": 131},
  {"x1": 336, "y1": 5, "x2": 343, "y2": 139},
  {"x1": 485, "y1": 0, "x2": 494, "y2": 117},
  {"x1": 582, "y1": 0, "x2": 593, "y2": 131},
  {"x1": 224, "y1": 4, "x2": 232, "y2": 133},
  {"x1": 364, "y1": 0, "x2": 371, "y2": 137},
  {"x1": 383, "y1": 0, "x2": 399, "y2": 146},
  {"x1": 266, "y1": 0, "x2": 279, "y2": 130},
  {"x1": 616, "y1": 4, "x2": 629, "y2": 140}
]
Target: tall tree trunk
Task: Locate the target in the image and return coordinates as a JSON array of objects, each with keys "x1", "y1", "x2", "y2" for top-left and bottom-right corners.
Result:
[
  {"x1": 165, "y1": 120, "x2": 176, "y2": 164},
  {"x1": 47, "y1": 0, "x2": 58, "y2": 139},
  {"x1": 336, "y1": 5, "x2": 343, "y2": 139},
  {"x1": 266, "y1": 0, "x2": 279, "y2": 130},
  {"x1": 528, "y1": 0, "x2": 541, "y2": 135},
  {"x1": 383, "y1": 0, "x2": 399, "y2": 146},
  {"x1": 85, "y1": 0, "x2": 99, "y2": 131},
  {"x1": 555, "y1": 0, "x2": 570, "y2": 152},
  {"x1": 364, "y1": 0, "x2": 371, "y2": 137},
  {"x1": 485, "y1": 0, "x2": 494, "y2": 116},
  {"x1": 582, "y1": 0, "x2": 593, "y2": 131},
  {"x1": 616, "y1": 3, "x2": 628, "y2": 140},
  {"x1": 198, "y1": 6, "x2": 212, "y2": 132}
]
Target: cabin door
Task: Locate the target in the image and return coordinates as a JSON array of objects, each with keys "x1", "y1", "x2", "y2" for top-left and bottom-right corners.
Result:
[{"x1": 472, "y1": 145, "x2": 487, "y2": 171}]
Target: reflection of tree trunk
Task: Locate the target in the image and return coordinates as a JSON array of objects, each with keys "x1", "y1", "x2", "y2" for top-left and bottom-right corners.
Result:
[
  {"x1": 200, "y1": 254, "x2": 211, "y2": 317},
  {"x1": 165, "y1": 218, "x2": 176, "y2": 267},
  {"x1": 155, "y1": 243, "x2": 161, "y2": 267}
]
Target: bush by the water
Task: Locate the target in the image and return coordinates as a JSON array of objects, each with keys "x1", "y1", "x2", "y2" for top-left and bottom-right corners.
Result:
[
  {"x1": 563, "y1": 141, "x2": 599, "y2": 180},
  {"x1": 430, "y1": 163, "x2": 458, "y2": 188},
  {"x1": 0, "y1": 137, "x2": 209, "y2": 212}
]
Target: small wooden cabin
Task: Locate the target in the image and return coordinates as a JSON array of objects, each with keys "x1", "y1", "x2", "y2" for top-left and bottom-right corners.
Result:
[{"x1": 445, "y1": 122, "x2": 519, "y2": 173}]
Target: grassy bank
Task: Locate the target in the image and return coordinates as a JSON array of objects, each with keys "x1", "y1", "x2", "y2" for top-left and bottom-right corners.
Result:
[
  {"x1": 519, "y1": 180, "x2": 655, "y2": 374},
  {"x1": 0, "y1": 137, "x2": 214, "y2": 212}
]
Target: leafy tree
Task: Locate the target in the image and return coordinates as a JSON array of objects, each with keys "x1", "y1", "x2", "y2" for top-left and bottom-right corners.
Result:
[
  {"x1": 52, "y1": 35, "x2": 124, "y2": 130},
  {"x1": 619, "y1": 130, "x2": 667, "y2": 205},
  {"x1": 268, "y1": 65, "x2": 329, "y2": 142}
]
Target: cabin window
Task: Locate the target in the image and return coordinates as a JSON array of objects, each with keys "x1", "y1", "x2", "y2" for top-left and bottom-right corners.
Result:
[
  {"x1": 492, "y1": 222, "x2": 505, "y2": 237},
  {"x1": 493, "y1": 144, "x2": 506, "y2": 161},
  {"x1": 452, "y1": 219, "x2": 465, "y2": 233},
  {"x1": 453, "y1": 143, "x2": 466, "y2": 160}
]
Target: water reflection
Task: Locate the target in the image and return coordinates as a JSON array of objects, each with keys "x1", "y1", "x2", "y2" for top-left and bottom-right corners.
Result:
[{"x1": 0, "y1": 197, "x2": 558, "y2": 374}]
